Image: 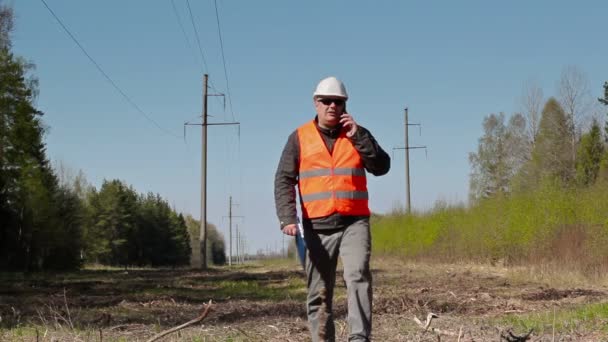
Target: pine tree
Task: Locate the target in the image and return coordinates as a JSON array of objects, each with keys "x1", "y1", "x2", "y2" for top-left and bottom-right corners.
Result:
[
  {"x1": 0, "y1": 5, "x2": 78, "y2": 270},
  {"x1": 575, "y1": 120, "x2": 604, "y2": 186},
  {"x1": 599, "y1": 82, "x2": 608, "y2": 106},
  {"x1": 185, "y1": 215, "x2": 226, "y2": 266},
  {"x1": 88, "y1": 180, "x2": 137, "y2": 266},
  {"x1": 600, "y1": 82, "x2": 608, "y2": 142},
  {"x1": 530, "y1": 98, "x2": 574, "y2": 185}
]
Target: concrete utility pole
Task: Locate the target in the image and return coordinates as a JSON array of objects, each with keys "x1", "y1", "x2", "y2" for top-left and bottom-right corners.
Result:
[
  {"x1": 241, "y1": 235, "x2": 246, "y2": 263},
  {"x1": 184, "y1": 74, "x2": 239, "y2": 269},
  {"x1": 236, "y1": 224, "x2": 240, "y2": 265},
  {"x1": 229, "y1": 196, "x2": 232, "y2": 266},
  {"x1": 239, "y1": 234, "x2": 245, "y2": 263},
  {"x1": 393, "y1": 107, "x2": 426, "y2": 213},
  {"x1": 226, "y1": 195, "x2": 244, "y2": 266},
  {"x1": 200, "y1": 74, "x2": 209, "y2": 269}
]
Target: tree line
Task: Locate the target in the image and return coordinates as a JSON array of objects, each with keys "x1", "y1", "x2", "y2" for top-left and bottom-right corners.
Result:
[
  {"x1": 469, "y1": 67, "x2": 608, "y2": 200},
  {"x1": 0, "y1": 5, "x2": 224, "y2": 271},
  {"x1": 373, "y1": 70, "x2": 608, "y2": 274}
]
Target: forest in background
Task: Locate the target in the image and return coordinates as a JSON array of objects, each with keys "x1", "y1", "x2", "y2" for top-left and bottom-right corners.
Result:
[
  {"x1": 0, "y1": 5, "x2": 225, "y2": 271},
  {"x1": 374, "y1": 68, "x2": 608, "y2": 276}
]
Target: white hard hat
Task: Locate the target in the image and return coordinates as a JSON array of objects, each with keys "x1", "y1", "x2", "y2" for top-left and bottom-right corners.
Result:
[{"x1": 313, "y1": 76, "x2": 348, "y2": 100}]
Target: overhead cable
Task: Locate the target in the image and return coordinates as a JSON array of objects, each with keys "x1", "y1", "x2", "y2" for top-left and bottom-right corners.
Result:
[
  {"x1": 213, "y1": 0, "x2": 235, "y2": 122},
  {"x1": 39, "y1": 0, "x2": 181, "y2": 138}
]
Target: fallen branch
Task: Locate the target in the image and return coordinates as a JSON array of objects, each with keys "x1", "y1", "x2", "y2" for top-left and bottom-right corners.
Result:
[
  {"x1": 413, "y1": 313, "x2": 462, "y2": 339},
  {"x1": 145, "y1": 300, "x2": 213, "y2": 342},
  {"x1": 108, "y1": 323, "x2": 146, "y2": 331},
  {"x1": 500, "y1": 328, "x2": 533, "y2": 342},
  {"x1": 413, "y1": 312, "x2": 438, "y2": 332}
]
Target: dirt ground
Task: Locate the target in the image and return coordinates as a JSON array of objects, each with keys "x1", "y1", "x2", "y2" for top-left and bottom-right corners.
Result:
[{"x1": 1, "y1": 257, "x2": 607, "y2": 341}]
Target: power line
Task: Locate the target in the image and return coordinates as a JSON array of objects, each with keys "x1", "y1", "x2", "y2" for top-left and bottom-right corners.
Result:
[
  {"x1": 183, "y1": 0, "x2": 223, "y2": 101},
  {"x1": 185, "y1": 0, "x2": 209, "y2": 73},
  {"x1": 213, "y1": 0, "x2": 240, "y2": 206},
  {"x1": 171, "y1": 0, "x2": 225, "y2": 107},
  {"x1": 170, "y1": 0, "x2": 203, "y2": 72},
  {"x1": 39, "y1": 0, "x2": 180, "y2": 139},
  {"x1": 213, "y1": 0, "x2": 235, "y2": 122}
]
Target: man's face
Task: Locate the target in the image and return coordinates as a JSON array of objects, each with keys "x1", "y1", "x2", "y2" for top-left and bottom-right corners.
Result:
[{"x1": 314, "y1": 97, "x2": 346, "y2": 128}]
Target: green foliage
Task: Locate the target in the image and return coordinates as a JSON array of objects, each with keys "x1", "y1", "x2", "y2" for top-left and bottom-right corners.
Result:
[
  {"x1": 0, "y1": 4, "x2": 218, "y2": 271},
  {"x1": 43, "y1": 186, "x2": 85, "y2": 270},
  {"x1": 0, "y1": 4, "x2": 12, "y2": 49},
  {"x1": 499, "y1": 302, "x2": 608, "y2": 334},
  {"x1": 0, "y1": 16, "x2": 193, "y2": 269},
  {"x1": 87, "y1": 180, "x2": 138, "y2": 266},
  {"x1": 0, "y1": 5, "x2": 83, "y2": 270},
  {"x1": 600, "y1": 81, "x2": 608, "y2": 143},
  {"x1": 599, "y1": 81, "x2": 608, "y2": 106},
  {"x1": 373, "y1": 180, "x2": 608, "y2": 275},
  {"x1": 576, "y1": 119, "x2": 604, "y2": 186},
  {"x1": 185, "y1": 215, "x2": 226, "y2": 266},
  {"x1": 446, "y1": 87, "x2": 608, "y2": 275},
  {"x1": 372, "y1": 206, "x2": 457, "y2": 258},
  {"x1": 469, "y1": 113, "x2": 528, "y2": 201},
  {"x1": 83, "y1": 182, "x2": 192, "y2": 267},
  {"x1": 510, "y1": 98, "x2": 577, "y2": 194},
  {"x1": 531, "y1": 98, "x2": 574, "y2": 185}
]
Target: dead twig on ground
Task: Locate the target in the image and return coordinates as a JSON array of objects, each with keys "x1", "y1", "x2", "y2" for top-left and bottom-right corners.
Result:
[
  {"x1": 35, "y1": 307, "x2": 48, "y2": 326},
  {"x1": 145, "y1": 300, "x2": 213, "y2": 342},
  {"x1": 500, "y1": 328, "x2": 533, "y2": 342},
  {"x1": 63, "y1": 288, "x2": 74, "y2": 330},
  {"x1": 45, "y1": 303, "x2": 64, "y2": 329},
  {"x1": 108, "y1": 323, "x2": 146, "y2": 331},
  {"x1": 231, "y1": 326, "x2": 251, "y2": 338},
  {"x1": 413, "y1": 313, "x2": 461, "y2": 340},
  {"x1": 415, "y1": 313, "x2": 438, "y2": 332}
]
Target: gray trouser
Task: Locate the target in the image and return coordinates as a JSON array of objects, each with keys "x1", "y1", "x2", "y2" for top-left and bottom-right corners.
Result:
[{"x1": 304, "y1": 218, "x2": 372, "y2": 342}]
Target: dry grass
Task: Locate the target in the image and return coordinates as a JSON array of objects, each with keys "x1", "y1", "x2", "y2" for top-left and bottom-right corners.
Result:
[{"x1": 1, "y1": 257, "x2": 608, "y2": 341}]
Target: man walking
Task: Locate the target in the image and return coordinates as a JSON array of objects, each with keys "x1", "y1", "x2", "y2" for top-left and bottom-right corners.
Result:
[{"x1": 274, "y1": 76, "x2": 390, "y2": 341}]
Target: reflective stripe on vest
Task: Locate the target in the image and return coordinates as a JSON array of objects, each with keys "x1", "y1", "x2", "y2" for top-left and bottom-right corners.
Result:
[
  {"x1": 299, "y1": 167, "x2": 366, "y2": 179},
  {"x1": 300, "y1": 190, "x2": 369, "y2": 202},
  {"x1": 297, "y1": 120, "x2": 370, "y2": 218}
]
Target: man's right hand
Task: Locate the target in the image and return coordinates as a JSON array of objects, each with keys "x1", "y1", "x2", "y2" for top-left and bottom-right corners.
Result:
[{"x1": 282, "y1": 224, "x2": 297, "y2": 236}]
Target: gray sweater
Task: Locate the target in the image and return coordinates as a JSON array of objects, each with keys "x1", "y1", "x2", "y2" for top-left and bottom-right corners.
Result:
[{"x1": 274, "y1": 117, "x2": 390, "y2": 230}]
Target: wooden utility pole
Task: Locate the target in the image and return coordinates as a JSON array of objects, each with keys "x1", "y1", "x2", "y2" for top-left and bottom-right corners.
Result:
[
  {"x1": 393, "y1": 107, "x2": 426, "y2": 213},
  {"x1": 185, "y1": 74, "x2": 239, "y2": 269}
]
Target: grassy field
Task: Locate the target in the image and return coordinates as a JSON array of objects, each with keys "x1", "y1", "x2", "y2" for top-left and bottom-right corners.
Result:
[{"x1": 1, "y1": 257, "x2": 608, "y2": 341}]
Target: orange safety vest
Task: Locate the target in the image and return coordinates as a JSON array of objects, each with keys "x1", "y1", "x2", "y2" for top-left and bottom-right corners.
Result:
[{"x1": 297, "y1": 120, "x2": 370, "y2": 219}]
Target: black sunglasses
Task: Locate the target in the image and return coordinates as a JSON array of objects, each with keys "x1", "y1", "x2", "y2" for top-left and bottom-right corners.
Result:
[{"x1": 318, "y1": 98, "x2": 345, "y2": 106}]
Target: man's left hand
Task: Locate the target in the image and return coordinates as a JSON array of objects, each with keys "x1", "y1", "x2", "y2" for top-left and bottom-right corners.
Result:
[{"x1": 340, "y1": 112, "x2": 358, "y2": 138}]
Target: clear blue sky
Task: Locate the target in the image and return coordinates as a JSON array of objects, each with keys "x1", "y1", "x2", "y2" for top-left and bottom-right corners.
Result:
[{"x1": 11, "y1": 1, "x2": 607, "y2": 254}]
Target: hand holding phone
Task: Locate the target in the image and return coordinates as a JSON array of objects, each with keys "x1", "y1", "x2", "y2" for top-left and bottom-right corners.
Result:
[{"x1": 340, "y1": 111, "x2": 358, "y2": 138}]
